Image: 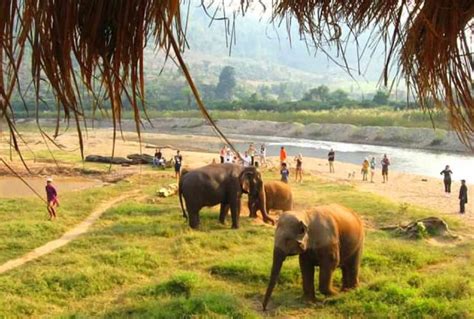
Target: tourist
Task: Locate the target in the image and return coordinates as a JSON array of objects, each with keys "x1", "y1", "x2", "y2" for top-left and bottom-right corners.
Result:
[
  {"x1": 440, "y1": 165, "x2": 453, "y2": 195},
  {"x1": 248, "y1": 143, "x2": 256, "y2": 166},
  {"x1": 280, "y1": 146, "x2": 287, "y2": 165},
  {"x1": 242, "y1": 151, "x2": 252, "y2": 167},
  {"x1": 153, "y1": 148, "x2": 162, "y2": 167},
  {"x1": 280, "y1": 162, "x2": 289, "y2": 183},
  {"x1": 361, "y1": 158, "x2": 369, "y2": 181},
  {"x1": 45, "y1": 177, "x2": 59, "y2": 220},
  {"x1": 224, "y1": 150, "x2": 233, "y2": 164},
  {"x1": 459, "y1": 180, "x2": 468, "y2": 214},
  {"x1": 174, "y1": 150, "x2": 183, "y2": 180},
  {"x1": 260, "y1": 144, "x2": 266, "y2": 166},
  {"x1": 219, "y1": 145, "x2": 227, "y2": 164},
  {"x1": 370, "y1": 156, "x2": 376, "y2": 183},
  {"x1": 328, "y1": 148, "x2": 335, "y2": 173},
  {"x1": 294, "y1": 154, "x2": 303, "y2": 183},
  {"x1": 381, "y1": 154, "x2": 390, "y2": 183}
]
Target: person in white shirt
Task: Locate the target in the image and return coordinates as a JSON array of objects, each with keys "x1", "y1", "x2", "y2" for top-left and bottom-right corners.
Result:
[
  {"x1": 224, "y1": 150, "x2": 233, "y2": 164},
  {"x1": 242, "y1": 151, "x2": 252, "y2": 167}
]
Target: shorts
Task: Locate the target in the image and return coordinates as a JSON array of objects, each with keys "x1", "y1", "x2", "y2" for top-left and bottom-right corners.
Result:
[
  {"x1": 382, "y1": 167, "x2": 388, "y2": 175},
  {"x1": 48, "y1": 198, "x2": 59, "y2": 206},
  {"x1": 174, "y1": 164, "x2": 181, "y2": 173}
]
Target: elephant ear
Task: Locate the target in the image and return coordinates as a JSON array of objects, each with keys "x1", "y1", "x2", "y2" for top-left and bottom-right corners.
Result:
[
  {"x1": 239, "y1": 169, "x2": 253, "y2": 193},
  {"x1": 299, "y1": 220, "x2": 308, "y2": 234}
]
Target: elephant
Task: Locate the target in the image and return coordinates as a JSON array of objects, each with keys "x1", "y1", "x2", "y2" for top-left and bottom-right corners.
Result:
[
  {"x1": 248, "y1": 181, "x2": 293, "y2": 219},
  {"x1": 262, "y1": 204, "x2": 364, "y2": 310},
  {"x1": 178, "y1": 163, "x2": 274, "y2": 229}
]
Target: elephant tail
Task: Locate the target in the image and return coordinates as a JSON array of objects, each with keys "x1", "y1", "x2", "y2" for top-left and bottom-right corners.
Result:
[{"x1": 178, "y1": 179, "x2": 188, "y2": 220}]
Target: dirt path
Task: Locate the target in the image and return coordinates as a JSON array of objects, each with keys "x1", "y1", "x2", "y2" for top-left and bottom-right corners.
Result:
[{"x1": 0, "y1": 192, "x2": 137, "y2": 275}]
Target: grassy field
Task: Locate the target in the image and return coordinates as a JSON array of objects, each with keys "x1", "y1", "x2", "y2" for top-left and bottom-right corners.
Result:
[
  {"x1": 26, "y1": 107, "x2": 448, "y2": 130},
  {"x1": 124, "y1": 108, "x2": 449, "y2": 130},
  {"x1": 0, "y1": 170, "x2": 472, "y2": 318}
]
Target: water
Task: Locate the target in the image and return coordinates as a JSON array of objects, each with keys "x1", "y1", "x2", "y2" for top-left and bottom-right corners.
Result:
[{"x1": 231, "y1": 134, "x2": 474, "y2": 182}]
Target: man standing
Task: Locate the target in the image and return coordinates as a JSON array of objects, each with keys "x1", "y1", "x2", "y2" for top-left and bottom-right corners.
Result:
[
  {"x1": 174, "y1": 150, "x2": 183, "y2": 180},
  {"x1": 328, "y1": 148, "x2": 335, "y2": 173},
  {"x1": 279, "y1": 146, "x2": 287, "y2": 165},
  {"x1": 440, "y1": 165, "x2": 453, "y2": 195},
  {"x1": 381, "y1": 154, "x2": 390, "y2": 183},
  {"x1": 459, "y1": 180, "x2": 468, "y2": 214}
]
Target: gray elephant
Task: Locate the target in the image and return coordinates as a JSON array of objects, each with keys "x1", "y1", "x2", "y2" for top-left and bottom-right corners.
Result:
[
  {"x1": 179, "y1": 163, "x2": 274, "y2": 229},
  {"x1": 263, "y1": 204, "x2": 364, "y2": 310}
]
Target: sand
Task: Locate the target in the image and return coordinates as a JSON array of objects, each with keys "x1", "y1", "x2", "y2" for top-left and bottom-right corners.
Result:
[{"x1": 1, "y1": 128, "x2": 472, "y2": 228}]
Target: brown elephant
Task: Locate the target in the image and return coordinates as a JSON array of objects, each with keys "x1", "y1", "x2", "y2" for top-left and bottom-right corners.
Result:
[
  {"x1": 262, "y1": 204, "x2": 364, "y2": 310},
  {"x1": 248, "y1": 181, "x2": 293, "y2": 219},
  {"x1": 179, "y1": 163, "x2": 274, "y2": 229}
]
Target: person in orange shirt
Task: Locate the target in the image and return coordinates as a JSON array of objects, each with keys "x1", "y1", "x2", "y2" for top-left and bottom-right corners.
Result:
[{"x1": 279, "y1": 146, "x2": 287, "y2": 165}]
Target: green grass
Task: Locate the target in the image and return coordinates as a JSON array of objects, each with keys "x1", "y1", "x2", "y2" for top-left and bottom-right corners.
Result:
[
  {"x1": 0, "y1": 172, "x2": 472, "y2": 318},
  {"x1": 122, "y1": 108, "x2": 449, "y2": 130}
]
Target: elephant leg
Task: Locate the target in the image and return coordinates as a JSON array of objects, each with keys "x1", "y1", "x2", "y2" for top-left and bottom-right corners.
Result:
[
  {"x1": 219, "y1": 203, "x2": 229, "y2": 224},
  {"x1": 299, "y1": 253, "x2": 316, "y2": 301},
  {"x1": 318, "y1": 247, "x2": 339, "y2": 296},
  {"x1": 341, "y1": 250, "x2": 361, "y2": 290},
  {"x1": 230, "y1": 198, "x2": 240, "y2": 229},
  {"x1": 188, "y1": 209, "x2": 200, "y2": 229}
]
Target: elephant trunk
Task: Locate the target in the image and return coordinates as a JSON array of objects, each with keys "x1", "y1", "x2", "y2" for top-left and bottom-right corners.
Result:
[
  {"x1": 259, "y1": 184, "x2": 274, "y2": 224},
  {"x1": 262, "y1": 248, "x2": 286, "y2": 310}
]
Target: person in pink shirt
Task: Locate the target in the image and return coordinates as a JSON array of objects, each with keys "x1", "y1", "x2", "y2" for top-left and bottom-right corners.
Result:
[{"x1": 45, "y1": 177, "x2": 59, "y2": 220}]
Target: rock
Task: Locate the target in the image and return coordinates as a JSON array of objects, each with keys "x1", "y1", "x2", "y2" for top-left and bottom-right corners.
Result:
[{"x1": 157, "y1": 183, "x2": 179, "y2": 197}]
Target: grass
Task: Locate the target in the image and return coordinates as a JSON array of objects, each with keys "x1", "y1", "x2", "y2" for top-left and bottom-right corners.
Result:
[
  {"x1": 0, "y1": 171, "x2": 472, "y2": 318},
  {"x1": 121, "y1": 108, "x2": 449, "y2": 130}
]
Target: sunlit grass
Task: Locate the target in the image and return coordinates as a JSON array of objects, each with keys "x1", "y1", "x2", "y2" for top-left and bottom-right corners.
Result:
[{"x1": 0, "y1": 172, "x2": 471, "y2": 318}]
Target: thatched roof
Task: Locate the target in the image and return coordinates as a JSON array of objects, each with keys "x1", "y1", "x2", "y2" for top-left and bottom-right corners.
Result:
[{"x1": 1, "y1": 0, "x2": 473, "y2": 163}]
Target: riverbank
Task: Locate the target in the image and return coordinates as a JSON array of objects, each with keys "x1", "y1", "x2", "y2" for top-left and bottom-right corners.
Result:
[
  {"x1": 1, "y1": 127, "x2": 472, "y2": 221},
  {"x1": 8, "y1": 117, "x2": 471, "y2": 153}
]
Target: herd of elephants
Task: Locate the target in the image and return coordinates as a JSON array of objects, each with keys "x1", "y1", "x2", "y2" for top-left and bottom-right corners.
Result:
[{"x1": 178, "y1": 163, "x2": 364, "y2": 310}]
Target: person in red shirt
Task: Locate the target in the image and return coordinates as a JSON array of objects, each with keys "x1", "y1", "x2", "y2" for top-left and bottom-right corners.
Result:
[
  {"x1": 279, "y1": 146, "x2": 287, "y2": 166},
  {"x1": 45, "y1": 177, "x2": 59, "y2": 220}
]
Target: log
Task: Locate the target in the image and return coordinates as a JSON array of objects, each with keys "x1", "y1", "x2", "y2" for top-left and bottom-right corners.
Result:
[
  {"x1": 381, "y1": 216, "x2": 453, "y2": 239},
  {"x1": 85, "y1": 155, "x2": 132, "y2": 165},
  {"x1": 127, "y1": 153, "x2": 154, "y2": 164}
]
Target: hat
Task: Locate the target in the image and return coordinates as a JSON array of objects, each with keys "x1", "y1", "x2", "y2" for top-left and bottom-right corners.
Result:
[{"x1": 46, "y1": 177, "x2": 53, "y2": 182}]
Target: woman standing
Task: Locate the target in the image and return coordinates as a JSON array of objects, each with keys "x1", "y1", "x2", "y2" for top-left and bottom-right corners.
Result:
[
  {"x1": 440, "y1": 165, "x2": 453, "y2": 195},
  {"x1": 361, "y1": 158, "x2": 369, "y2": 181},
  {"x1": 294, "y1": 154, "x2": 303, "y2": 183},
  {"x1": 370, "y1": 157, "x2": 376, "y2": 183}
]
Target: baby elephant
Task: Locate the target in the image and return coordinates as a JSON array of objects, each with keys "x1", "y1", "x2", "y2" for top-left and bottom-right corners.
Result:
[
  {"x1": 248, "y1": 181, "x2": 293, "y2": 219},
  {"x1": 263, "y1": 204, "x2": 364, "y2": 310}
]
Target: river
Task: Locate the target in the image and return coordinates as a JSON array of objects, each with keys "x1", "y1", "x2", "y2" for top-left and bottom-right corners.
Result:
[{"x1": 231, "y1": 134, "x2": 474, "y2": 182}]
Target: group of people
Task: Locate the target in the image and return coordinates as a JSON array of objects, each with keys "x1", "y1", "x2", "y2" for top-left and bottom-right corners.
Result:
[
  {"x1": 440, "y1": 165, "x2": 469, "y2": 214},
  {"x1": 358, "y1": 154, "x2": 391, "y2": 183},
  {"x1": 219, "y1": 144, "x2": 267, "y2": 167},
  {"x1": 279, "y1": 146, "x2": 303, "y2": 184},
  {"x1": 152, "y1": 148, "x2": 183, "y2": 179}
]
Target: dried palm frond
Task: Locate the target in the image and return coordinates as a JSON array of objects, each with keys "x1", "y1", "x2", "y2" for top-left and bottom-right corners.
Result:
[
  {"x1": 1, "y1": 0, "x2": 474, "y2": 165},
  {"x1": 1, "y1": 0, "x2": 183, "y2": 164},
  {"x1": 265, "y1": 0, "x2": 474, "y2": 146}
]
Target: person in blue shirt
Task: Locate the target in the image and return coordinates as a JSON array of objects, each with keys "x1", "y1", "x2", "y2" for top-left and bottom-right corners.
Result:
[{"x1": 280, "y1": 162, "x2": 289, "y2": 183}]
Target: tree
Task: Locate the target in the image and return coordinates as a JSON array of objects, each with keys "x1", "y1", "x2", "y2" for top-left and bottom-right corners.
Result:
[
  {"x1": 373, "y1": 89, "x2": 389, "y2": 105},
  {"x1": 215, "y1": 66, "x2": 237, "y2": 100},
  {"x1": 329, "y1": 89, "x2": 348, "y2": 103},
  {"x1": 302, "y1": 85, "x2": 330, "y2": 101}
]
